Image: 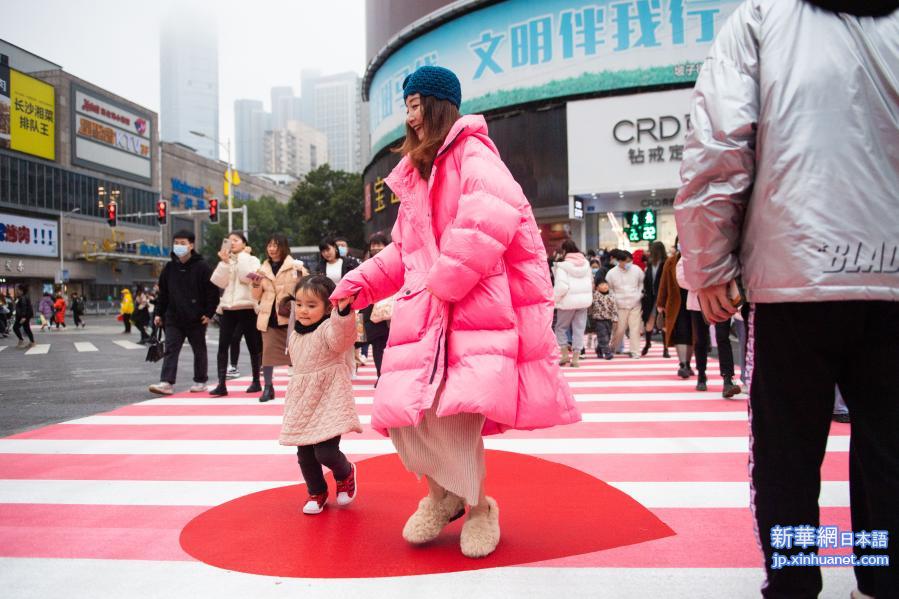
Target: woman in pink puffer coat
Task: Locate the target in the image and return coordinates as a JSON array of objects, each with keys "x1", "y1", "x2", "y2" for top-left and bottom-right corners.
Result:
[{"x1": 332, "y1": 66, "x2": 579, "y2": 559}]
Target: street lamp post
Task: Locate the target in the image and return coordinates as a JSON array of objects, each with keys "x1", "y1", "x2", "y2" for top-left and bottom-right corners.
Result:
[
  {"x1": 189, "y1": 130, "x2": 233, "y2": 232},
  {"x1": 59, "y1": 206, "x2": 81, "y2": 289}
]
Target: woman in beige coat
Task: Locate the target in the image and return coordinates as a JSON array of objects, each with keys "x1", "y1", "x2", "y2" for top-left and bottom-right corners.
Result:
[
  {"x1": 209, "y1": 233, "x2": 262, "y2": 397},
  {"x1": 250, "y1": 234, "x2": 308, "y2": 402}
]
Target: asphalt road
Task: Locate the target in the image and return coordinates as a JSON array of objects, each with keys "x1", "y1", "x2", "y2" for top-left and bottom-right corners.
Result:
[{"x1": 0, "y1": 315, "x2": 248, "y2": 437}]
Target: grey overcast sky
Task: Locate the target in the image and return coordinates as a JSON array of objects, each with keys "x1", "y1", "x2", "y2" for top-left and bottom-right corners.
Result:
[{"x1": 0, "y1": 0, "x2": 366, "y2": 162}]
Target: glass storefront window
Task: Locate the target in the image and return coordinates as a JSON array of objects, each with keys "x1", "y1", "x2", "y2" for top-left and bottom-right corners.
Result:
[{"x1": 0, "y1": 152, "x2": 157, "y2": 227}]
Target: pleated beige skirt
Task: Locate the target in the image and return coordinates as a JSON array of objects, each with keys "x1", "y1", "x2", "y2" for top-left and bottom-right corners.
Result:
[
  {"x1": 261, "y1": 326, "x2": 291, "y2": 367},
  {"x1": 388, "y1": 387, "x2": 486, "y2": 506}
]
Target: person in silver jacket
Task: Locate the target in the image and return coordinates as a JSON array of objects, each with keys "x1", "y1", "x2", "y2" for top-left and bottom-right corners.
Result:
[{"x1": 674, "y1": 1, "x2": 898, "y2": 598}]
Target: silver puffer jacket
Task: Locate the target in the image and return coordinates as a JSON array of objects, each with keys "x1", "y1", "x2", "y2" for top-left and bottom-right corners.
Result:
[{"x1": 675, "y1": 0, "x2": 899, "y2": 303}]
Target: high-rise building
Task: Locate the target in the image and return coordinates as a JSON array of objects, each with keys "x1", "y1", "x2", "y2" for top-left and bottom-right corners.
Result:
[
  {"x1": 263, "y1": 120, "x2": 328, "y2": 180},
  {"x1": 300, "y1": 69, "x2": 322, "y2": 126},
  {"x1": 159, "y1": 11, "x2": 219, "y2": 160},
  {"x1": 234, "y1": 99, "x2": 270, "y2": 173},
  {"x1": 312, "y1": 72, "x2": 366, "y2": 173},
  {"x1": 270, "y1": 86, "x2": 294, "y2": 130}
]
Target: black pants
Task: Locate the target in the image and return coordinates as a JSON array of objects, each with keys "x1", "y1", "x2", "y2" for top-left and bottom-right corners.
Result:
[
  {"x1": 160, "y1": 324, "x2": 208, "y2": 385},
  {"x1": 595, "y1": 319, "x2": 613, "y2": 357},
  {"x1": 13, "y1": 319, "x2": 34, "y2": 342},
  {"x1": 123, "y1": 315, "x2": 132, "y2": 333},
  {"x1": 749, "y1": 301, "x2": 899, "y2": 599},
  {"x1": 690, "y1": 310, "x2": 735, "y2": 379},
  {"x1": 296, "y1": 436, "x2": 352, "y2": 495},
  {"x1": 229, "y1": 317, "x2": 245, "y2": 367},
  {"x1": 217, "y1": 310, "x2": 262, "y2": 383},
  {"x1": 73, "y1": 311, "x2": 84, "y2": 327},
  {"x1": 369, "y1": 335, "x2": 387, "y2": 378}
]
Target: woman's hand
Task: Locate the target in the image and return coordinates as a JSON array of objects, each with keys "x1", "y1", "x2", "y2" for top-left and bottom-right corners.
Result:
[{"x1": 218, "y1": 249, "x2": 230, "y2": 262}]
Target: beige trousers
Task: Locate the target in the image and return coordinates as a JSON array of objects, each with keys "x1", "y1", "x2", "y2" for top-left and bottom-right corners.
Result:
[{"x1": 611, "y1": 305, "x2": 643, "y2": 355}]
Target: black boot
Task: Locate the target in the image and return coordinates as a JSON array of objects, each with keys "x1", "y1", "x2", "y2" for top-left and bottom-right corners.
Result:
[
  {"x1": 662, "y1": 347, "x2": 670, "y2": 358},
  {"x1": 246, "y1": 353, "x2": 262, "y2": 393},
  {"x1": 695, "y1": 375, "x2": 708, "y2": 392},
  {"x1": 641, "y1": 338, "x2": 652, "y2": 356},
  {"x1": 722, "y1": 377, "x2": 741, "y2": 399},
  {"x1": 259, "y1": 384, "x2": 275, "y2": 403},
  {"x1": 209, "y1": 382, "x2": 228, "y2": 397},
  {"x1": 677, "y1": 362, "x2": 691, "y2": 379}
]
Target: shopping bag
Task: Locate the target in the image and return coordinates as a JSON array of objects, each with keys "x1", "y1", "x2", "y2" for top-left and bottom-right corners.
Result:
[
  {"x1": 371, "y1": 295, "x2": 396, "y2": 323},
  {"x1": 145, "y1": 328, "x2": 166, "y2": 363}
]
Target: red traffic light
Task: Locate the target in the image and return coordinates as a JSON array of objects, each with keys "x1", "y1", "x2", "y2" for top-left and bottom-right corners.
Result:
[
  {"x1": 106, "y1": 201, "x2": 118, "y2": 227},
  {"x1": 209, "y1": 198, "x2": 219, "y2": 223},
  {"x1": 157, "y1": 200, "x2": 168, "y2": 225}
]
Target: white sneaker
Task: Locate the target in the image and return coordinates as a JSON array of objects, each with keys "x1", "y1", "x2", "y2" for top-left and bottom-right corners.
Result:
[
  {"x1": 287, "y1": 366, "x2": 294, "y2": 377},
  {"x1": 629, "y1": 352, "x2": 640, "y2": 359},
  {"x1": 148, "y1": 382, "x2": 174, "y2": 395},
  {"x1": 302, "y1": 493, "x2": 328, "y2": 515},
  {"x1": 189, "y1": 383, "x2": 208, "y2": 393},
  {"x1": 226, "y1": 366, "x2": 240, "y2": 379},
  {"x1": 336, "y1": 463, "x2": 357, "y2": 506}
]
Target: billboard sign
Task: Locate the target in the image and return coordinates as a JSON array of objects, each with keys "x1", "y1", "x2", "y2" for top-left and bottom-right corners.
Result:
[
  {"x1": 71, "y1": 85, "x2": 153, "y2": 184},
  {"x1": 0, "y1": 67, "x2": 56, "y2": 160},
  {"x1": 0, "y1": 213, "x2": 59, "y2": 258},
  {"x1": 368, "y1": 0, "x2": 740, "y2": 154},
  {"x1": 568, "y1": 87, "x2": 693, "y2": 195}
]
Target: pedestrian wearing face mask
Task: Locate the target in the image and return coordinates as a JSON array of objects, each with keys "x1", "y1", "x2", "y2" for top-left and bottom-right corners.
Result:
[
  {"x1": 148, "y1": 231, "x2": 219, "y2": 395},
  {"x1": 605, "y1": 249, "x2": 646, "y2": 358},
  {"x1": 316, "y1": 237, "x2": 359, "y2": 284}
]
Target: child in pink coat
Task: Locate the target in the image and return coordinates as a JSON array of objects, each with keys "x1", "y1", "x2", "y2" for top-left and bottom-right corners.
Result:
[{"x1": 281, "y1": 274, "x2": 362, "y2": 515}]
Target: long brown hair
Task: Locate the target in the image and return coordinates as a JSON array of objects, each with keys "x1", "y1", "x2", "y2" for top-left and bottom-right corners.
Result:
[{"x1": 394, "y1": 94, "x2": 461, "y2": 180}]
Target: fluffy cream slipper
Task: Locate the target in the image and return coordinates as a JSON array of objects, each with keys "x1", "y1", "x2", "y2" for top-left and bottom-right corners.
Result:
[
  {"x1": 460, "y1": 496, "x2": 500, "y2": 558},
  {"x1": 402, "y1": 493, "x2": 465, "y2": 545}
]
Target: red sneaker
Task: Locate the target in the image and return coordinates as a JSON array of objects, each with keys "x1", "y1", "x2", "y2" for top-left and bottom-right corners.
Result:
[
  {"x1": 302, "y1": 491, "x2": 328, "y2": 515},
  {"x1": 336, "y1": 463, "x2": 357, "y2": 506}
]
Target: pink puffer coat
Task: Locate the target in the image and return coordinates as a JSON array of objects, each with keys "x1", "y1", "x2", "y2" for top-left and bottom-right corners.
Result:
[{"x1": 332, "y1": 114, "x2": 580, "y2": 436}]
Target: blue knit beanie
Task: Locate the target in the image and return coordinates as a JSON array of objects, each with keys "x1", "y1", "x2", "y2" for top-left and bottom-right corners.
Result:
[{"x1": 402, "y1": 66, "x2": 462, "y2": 108}]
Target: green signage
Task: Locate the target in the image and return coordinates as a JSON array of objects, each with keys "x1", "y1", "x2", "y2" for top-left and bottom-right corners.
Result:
[{"x1": 624, "y1": 209, "x2": 658, "y2": 242}]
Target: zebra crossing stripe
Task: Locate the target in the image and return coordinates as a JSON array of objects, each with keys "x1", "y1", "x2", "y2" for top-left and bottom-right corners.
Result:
[
  {"x1": 25, "y1": 344, "x2": 51, "y2": 355},
  {"x1": 74, "y1": 342, "x2": 99, "y2": 352},
  {"x1": 112, "y1": 340, "x2": 143, "y2": 350}
]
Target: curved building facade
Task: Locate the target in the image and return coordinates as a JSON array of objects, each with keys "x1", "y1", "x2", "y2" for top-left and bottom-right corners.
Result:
[{"x1": 362, "y1": 0, "x2": 740, "y2": 252}]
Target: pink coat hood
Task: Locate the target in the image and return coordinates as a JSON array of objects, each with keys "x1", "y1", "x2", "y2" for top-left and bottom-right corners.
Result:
[{"x1": 332, "y1": 114, "x2": 580, "y2": 435}]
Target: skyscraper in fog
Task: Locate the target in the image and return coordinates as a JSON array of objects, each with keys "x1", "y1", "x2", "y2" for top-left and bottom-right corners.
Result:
[
  {"x1": 159, "y1": 11, "x2": 219, "y2": 160},
  {"x1": 234, "y1": 99, "x2": 270, "y2": 173},
  {"x1": 300, "y1": 69, "x2": 322, "y2": 126},
  {"x1": 312, "y1": 72, "x2": 367, "y2": 173}
]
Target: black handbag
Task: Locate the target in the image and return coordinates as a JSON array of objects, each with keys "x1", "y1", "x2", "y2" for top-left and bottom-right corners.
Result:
[{"x1": 145, "y1": 328, "x2": 166, "y2": 363}]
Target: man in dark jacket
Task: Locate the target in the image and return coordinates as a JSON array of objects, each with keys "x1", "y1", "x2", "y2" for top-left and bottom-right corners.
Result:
[
  {"x1": 13, "y1": 284, "x2": 35, "y2": 349},
  {"x1": 148, "y1": 230, "x2": 219, "y2": 395}
]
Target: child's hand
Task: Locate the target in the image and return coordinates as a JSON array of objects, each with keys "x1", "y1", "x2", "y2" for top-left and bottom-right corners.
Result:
[{"x1": 337, "y1": 295, "x2": 356, "y2": 311}]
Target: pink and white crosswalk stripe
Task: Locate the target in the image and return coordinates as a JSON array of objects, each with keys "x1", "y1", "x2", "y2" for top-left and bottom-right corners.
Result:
[{"x1": 0, "y1": 348, "x2": 855, "y2": 598}]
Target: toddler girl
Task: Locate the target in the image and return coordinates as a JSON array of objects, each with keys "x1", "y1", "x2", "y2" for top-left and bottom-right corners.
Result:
[{"x1": 281, "y1": 274, "x2": 362, "y2": 515}]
